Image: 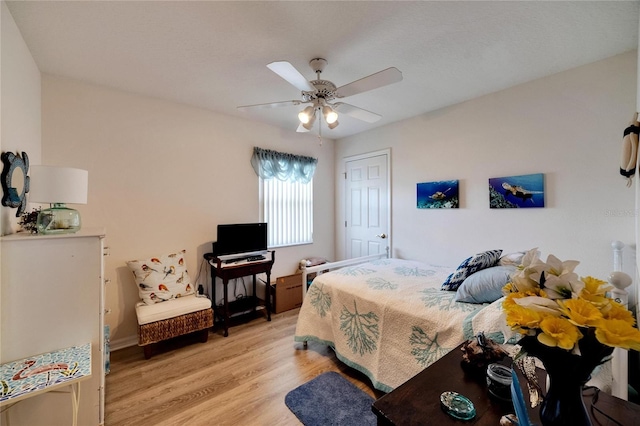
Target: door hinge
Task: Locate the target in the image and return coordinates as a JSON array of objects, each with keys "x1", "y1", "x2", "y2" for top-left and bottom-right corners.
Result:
[
  {"x1": 343, "y1": 172, "x2": 347, "y2": 179},
  {"x1": 345, "y1": 221, "x2": 347, "y2": 227}
]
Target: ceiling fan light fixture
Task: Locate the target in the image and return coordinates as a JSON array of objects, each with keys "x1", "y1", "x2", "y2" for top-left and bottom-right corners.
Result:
[
  {"x1": 302, "y1": 112, "x2": 316, "y2": 130},
  {"x1": 298, "y1": 106, "x2": 315, "y2": 124},
  {"x1": 322, "y1": 105, "x2": 338, "y2": 124},
  {"x1": 241, "y1": 59, "x2": 403, "y2": 139}
]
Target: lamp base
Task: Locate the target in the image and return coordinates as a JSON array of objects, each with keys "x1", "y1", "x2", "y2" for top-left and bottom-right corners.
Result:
[{"x1": 37, "y1": 203, "x2": 81, "y2": 234}]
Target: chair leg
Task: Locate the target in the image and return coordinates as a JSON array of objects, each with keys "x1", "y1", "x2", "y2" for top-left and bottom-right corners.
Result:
[
  {"x1": 143, "y1": 344, "x2": 153, "y2": 359},
  {"x1": 199, "y1": 328, "x2": 209, "y2": 343}
]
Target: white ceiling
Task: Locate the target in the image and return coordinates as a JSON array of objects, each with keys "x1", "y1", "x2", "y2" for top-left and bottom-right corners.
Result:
[{"x1": 6, "y1": 1, "x2": 640, "y2": 140}]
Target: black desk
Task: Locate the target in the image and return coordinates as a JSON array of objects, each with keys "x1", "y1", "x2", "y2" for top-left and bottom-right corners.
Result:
[{"x1": 205, "y1": 251, "x2": 274, "y2": 337}]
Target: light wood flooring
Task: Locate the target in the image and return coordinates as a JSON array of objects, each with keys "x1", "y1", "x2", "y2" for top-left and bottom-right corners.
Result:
[{"x1": 105, "y1": 309, "x2": 384, "y2": 425}]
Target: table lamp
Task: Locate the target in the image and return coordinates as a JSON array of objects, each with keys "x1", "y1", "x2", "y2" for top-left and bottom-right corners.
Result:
[{"x1": 29, "y1": 165, "x2": 88, "y2": 234}]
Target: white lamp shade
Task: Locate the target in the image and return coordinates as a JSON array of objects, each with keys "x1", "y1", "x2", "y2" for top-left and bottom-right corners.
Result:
[
  {"x1": 322, "y1": 105, "x2": 338, "y2": 124},
  {"x1": 298, "y1": 106, "x2": 315, "y2": 124},
  {"x1": 29, "y1": 166, "x2": 88, "y2": 204}
]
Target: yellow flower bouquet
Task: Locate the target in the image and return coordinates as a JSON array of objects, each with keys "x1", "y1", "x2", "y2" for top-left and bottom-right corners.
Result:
[
  {"x1": 502, "y1": 249, "x2": 640, "y2": 353},
  {"x1": 501, "y1": 249, "x2": 640, "y2": 426}
]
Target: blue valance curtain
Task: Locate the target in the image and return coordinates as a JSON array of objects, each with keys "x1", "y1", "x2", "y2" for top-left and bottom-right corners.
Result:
[{"x1": 250, "y1": 147, "x2": 318, "y2": 184}]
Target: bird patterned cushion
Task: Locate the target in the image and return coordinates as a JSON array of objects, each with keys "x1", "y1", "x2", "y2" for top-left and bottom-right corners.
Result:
[
  {"x1": 441, "y1": 249, "x2": 502, "y2": 291},
  {"x1": 127, "y1": 249, "x2": 194, "y2": 305}
]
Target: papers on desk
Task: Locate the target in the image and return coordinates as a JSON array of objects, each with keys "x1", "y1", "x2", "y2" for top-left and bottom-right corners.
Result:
[{"x1": 211, "y1": 258, "x2": 267, "y2": 268}]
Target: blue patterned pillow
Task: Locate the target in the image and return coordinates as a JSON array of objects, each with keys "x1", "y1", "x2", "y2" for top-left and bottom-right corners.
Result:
[{"x1": 441, "y1": 249, "x2": 502, "y2": 291}]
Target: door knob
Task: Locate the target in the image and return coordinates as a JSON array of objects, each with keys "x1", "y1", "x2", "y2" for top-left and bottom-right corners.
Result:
[{"x1": 376, "y1": 233, "x2": 387, "y2": 239}]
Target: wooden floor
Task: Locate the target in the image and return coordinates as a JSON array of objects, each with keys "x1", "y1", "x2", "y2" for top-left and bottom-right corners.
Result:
[{"x1": 105, "y1": 309, "x2": 384, "y2": 425}]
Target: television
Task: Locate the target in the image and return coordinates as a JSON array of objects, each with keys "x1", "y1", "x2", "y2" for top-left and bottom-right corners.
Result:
[{"x1": 215, "y1": 223, "x2": 268, "y2": 260}]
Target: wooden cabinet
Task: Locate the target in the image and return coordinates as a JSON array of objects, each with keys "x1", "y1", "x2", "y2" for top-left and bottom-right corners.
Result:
[{"x1": 1, "y1": 229, "x2": 106, "y2": 425}]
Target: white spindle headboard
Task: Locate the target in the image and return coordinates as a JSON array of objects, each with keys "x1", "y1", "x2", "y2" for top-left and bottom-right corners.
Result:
[{"x1": 610, "y1": 241, "x2": 633, "y2": 400}]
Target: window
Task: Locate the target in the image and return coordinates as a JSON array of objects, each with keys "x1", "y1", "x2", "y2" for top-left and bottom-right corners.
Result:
[
  {"x1": 251, "y1": 147, "x2": 317, "y2": 248},
  {"x1": 260, "y1": 177, "x2": 313, "y2": 247}
]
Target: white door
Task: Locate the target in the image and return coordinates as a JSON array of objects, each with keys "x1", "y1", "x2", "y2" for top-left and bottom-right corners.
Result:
[{"x1": 344, "y1": 151, "x2": 390, "y2": 258}]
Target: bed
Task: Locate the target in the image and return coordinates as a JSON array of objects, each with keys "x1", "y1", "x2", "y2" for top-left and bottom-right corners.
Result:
[
  {"x1": 294, "y1": 251, "x2": 510, "y2": 392},
  {"x1": 295, "y1": 245, "x2": 632, "y2": 396}
]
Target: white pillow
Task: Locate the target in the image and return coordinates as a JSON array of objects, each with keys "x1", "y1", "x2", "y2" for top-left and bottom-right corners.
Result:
[
  {"x1": 498, "y1": 251, "x2": 526, "y2": 266},
  {"x1": 455, "y1": 266, "x2": 516, "y2": 304}
]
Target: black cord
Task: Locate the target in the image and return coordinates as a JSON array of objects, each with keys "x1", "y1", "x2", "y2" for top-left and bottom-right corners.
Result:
[
  {"x1": 583, "y1": 386, "x2": 624, "y2": 426},
  {"x1": 216, "y1": 278, "x2": 247, "y2": 305},
  {"x1": 193, "y1": 257, "x2": 208, "y2": 296},
  {"x1": 193, "y1": 257, "x2": 206, "y2": 284}
]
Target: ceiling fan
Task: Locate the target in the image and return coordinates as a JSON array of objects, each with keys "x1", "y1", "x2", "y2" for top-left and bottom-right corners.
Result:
[{"x1": 238, "y1": 58, "x2": 403, "y2": 133}]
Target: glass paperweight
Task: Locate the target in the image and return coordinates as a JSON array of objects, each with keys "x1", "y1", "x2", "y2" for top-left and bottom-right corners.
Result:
[{"x1": 440, "y1": 391, "x2": 476, "y2": 421}]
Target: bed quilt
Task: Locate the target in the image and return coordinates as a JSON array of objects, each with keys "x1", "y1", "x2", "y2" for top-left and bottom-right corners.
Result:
[{"x1": 294, "y1": 258, "x2": 506, "y2": 392}]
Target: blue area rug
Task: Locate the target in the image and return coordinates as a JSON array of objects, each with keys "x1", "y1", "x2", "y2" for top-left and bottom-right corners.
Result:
[{"x1": 285, "y1": 371, "x2": 377, "y2": 426}]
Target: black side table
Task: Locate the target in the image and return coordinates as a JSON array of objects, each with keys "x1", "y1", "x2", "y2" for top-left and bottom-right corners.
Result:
[{"x1": 204, "y1": 250, "x2": 274, "y2": 337}]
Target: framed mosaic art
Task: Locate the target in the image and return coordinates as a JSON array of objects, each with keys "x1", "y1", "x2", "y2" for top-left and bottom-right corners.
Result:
[
  {"x1": 417, "y1": 180, "x2": 459, "y2": 209},
  {"x1": 489, "y1": 173, "x2": 545, "y2": 208}
]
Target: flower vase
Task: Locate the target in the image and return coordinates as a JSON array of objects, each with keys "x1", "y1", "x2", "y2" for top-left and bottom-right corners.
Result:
[
  {"x1": 540, "y1": 369, "x2": 590, "y2": 426},
  {"x1": 517, "y1": 333, "x2": 612, "y2": 426}
]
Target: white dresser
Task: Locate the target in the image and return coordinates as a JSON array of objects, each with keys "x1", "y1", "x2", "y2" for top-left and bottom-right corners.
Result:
[{"x1": 1, "y1": 228, "x2": 106, "y2": 426}]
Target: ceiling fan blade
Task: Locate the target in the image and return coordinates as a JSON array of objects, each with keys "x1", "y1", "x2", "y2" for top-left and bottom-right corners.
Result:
[
  {"x1": 333, "y1": 102, "x2": 382, "y2": 123},
  {"x1": 267, "y1": 61, "x2": 316, "y2": 92},
  {"x1": 335, "y1": 67, "x2": 403, "y2": 98},
  {"x1": 237, "y1": 100, "x2": 302, "y2": 110}
]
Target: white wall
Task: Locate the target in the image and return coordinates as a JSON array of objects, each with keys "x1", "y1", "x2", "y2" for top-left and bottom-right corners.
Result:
[
  {"x1": 0, "y1": 1, "x2": 41, "y2": 235},
  {"x1": 337, "y1": 51, "x2": 638, "y2": 307},
  {"x1": 41, "y1": 75, "x2": 335, "y2": 345}
]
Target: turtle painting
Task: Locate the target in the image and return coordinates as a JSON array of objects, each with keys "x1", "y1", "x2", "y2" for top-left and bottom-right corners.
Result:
[
  {"x1": 417, "y1": 180, "x2": 459, "y2": 209},
  {"x1": 489, "y1": 173, "x2": 545, "y2": 208}
]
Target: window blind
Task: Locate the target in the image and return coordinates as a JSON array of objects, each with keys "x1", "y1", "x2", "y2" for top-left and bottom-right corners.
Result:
[{"x1": 261, "y1": 177, "x2": 313, "y2": 247}]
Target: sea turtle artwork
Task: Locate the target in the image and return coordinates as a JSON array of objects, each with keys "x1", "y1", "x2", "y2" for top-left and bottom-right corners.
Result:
[
  {"x1": 489, "y1": 173, "x2": 545, "y2": 208},
  {"x1": 417, "y1": 180, "x2": 459, "y2": 209},
  {"x1": 429, "y1": 188, "x2": 451, "y2": 200},
  {"x1": 501, "y1": 182, "x2": 543, "y2": 203}
]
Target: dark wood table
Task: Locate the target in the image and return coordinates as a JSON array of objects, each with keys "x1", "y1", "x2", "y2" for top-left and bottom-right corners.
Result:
[
  {"x1": 205, "y1": 251, "x2": 274, "y2": 337},
  {"x1": 372, "y1": 343, "x2": 640, "y2": 425}
]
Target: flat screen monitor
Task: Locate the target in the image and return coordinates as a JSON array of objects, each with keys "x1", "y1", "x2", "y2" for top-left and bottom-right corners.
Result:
[{"x1": 216, "y1": 223, "x2": 267, "y2": 260}]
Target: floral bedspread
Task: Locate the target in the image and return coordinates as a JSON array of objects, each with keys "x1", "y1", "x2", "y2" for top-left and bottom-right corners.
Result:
[{"x1": 294, "y1": 258, "x2": 506, "y2": 392}]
